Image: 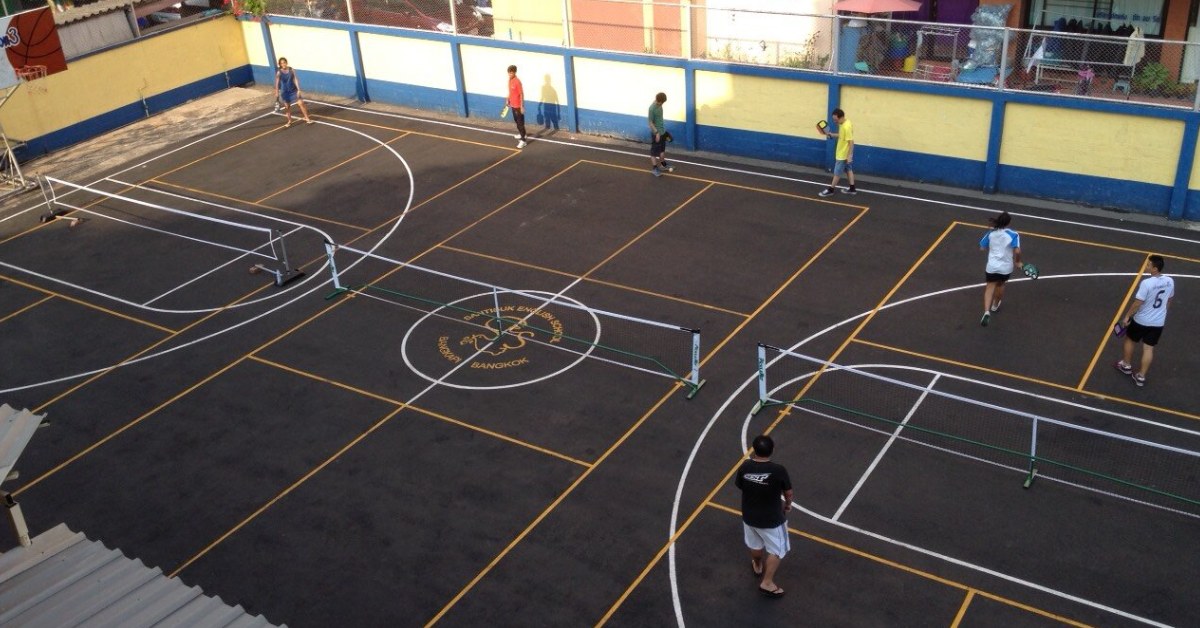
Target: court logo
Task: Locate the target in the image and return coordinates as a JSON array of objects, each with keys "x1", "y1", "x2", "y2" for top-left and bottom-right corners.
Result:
[{"x1": 436, "y1": 304, "x2": 564, "y2": 370}]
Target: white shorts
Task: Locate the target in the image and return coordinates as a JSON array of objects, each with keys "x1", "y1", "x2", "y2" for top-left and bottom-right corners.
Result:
[{"x1": 743, "y1": 522, "x2": 790, "y2": 558}]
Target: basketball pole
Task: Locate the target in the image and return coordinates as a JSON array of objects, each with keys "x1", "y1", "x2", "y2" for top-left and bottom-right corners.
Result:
[{"x1": 0, "y1": 75, "x2": 39, "y2": 201}]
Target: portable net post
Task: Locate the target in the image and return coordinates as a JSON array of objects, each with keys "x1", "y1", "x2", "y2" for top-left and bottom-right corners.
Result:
[
  {"x1": 324, "y1": 240, "x2": 349, "y2": 299},
  {"x1": 250, "y1": 229, "x2": 304, "y2": 287},
  {"x1": 1024, "y1": 418, "x2": 1039, "y2": 488},
  {"x1": 36, "y1": 175, "x2": 79, "y2": 226}
]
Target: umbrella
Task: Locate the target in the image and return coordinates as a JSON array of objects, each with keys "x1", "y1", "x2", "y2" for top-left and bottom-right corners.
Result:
[{"x1": 833, "y1": 0, "x2": 921, "y2": 14}]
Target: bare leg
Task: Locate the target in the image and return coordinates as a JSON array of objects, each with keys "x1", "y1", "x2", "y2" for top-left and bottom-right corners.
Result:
[
  {"x1": 749, "y1": 548, "x2": 764, "y2": 574},
  {"x1": 828, "y1": 174, "x2": 841, "y2": 190},
  {"x1": 993, "y1": 282, "x2": 1006, "y2": 307},
  {"x1": 297, "y1": 99, "x2": 311, "y2": 123},
  {"x1": 1122, "y1": 337, "x2": 1136, "y2": 366},
  {"x1": 1139, "y1": 344, "x2": 1155, "y2": 376},
  {"x1": 283, "y1": 103, "x2": 293, "y2": 125},
  {"x1": 847, "y1": 170, "x2": 856, "y2": 187},
  {"x1": 983, "y1": 282, "x2": 996, "y2": 312},
  {"x1": 759, "y1": 553, "x2": 783, "y2": 592}
]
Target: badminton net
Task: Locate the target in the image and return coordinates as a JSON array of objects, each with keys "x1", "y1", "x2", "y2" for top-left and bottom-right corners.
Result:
[
  {"x1": 325, "y1": 244, "x2": 704, "y2": 397},
  {"x1": 753, "y1": 344, "x2": 1200, "y2": 516},
  {"x1": 38, "y1": 176, "x2": 305, "y2": 286}
]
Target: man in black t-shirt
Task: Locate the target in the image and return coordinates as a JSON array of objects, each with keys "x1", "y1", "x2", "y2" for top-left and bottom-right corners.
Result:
[{"x1": 735, "y1": 434, "x2": 793, "y2": 598}]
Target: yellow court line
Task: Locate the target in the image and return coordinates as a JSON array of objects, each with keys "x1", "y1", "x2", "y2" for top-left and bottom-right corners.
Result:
[
  {"x1": 166, "y1": 160, "x2": 597, "y2": 581},
  {"x1": 13, "y1": 144, "x2": 575, "y2": 498},
  {"x1": 152, "y1": 124, "x2": 287, "y2": 182},
  {"x1": 960, "y1": 221, "x2": 1200, "y2": 265},
  {"x1": 168, "y1": 404, "x2": 407, "y2": 578},
  {"x1": 248, "y1": 355, "x2": 591, "y2": 468},
  {"x1": 580, "y1": 183, "x2": 716, "y2": 277},
  {"x1": 439, "y1": 245, "x2": 750, "y2": 318},
  {"x1": 950, "y1": 590, "x2": 975, "y2": 627},
  {"x1": 0, "y1": 273, "x2": 176, "y2": 334},
  {"x1": 149, "y1": 179, "x2": 371, "y2": 232},
  {"x1": 256, "y1": 132, "x2": 410, "y2": 204},
  {"x1": 426, "y1": 378, "x2": 681, "y2": 627},
  {"x1": 436, "y1": 188, "x2": 873, "y2": 626},
  {"x1": 852, "y1": 337, "x2": 1200, "y2": 423},
  {"x1": 705, "y1": 502, "x2": 1092, "y2": 628},
  {"x1": 0, "y1": 294, "x2": 54, "y2": 324},
  {"x1": 595, "y1": 209, "x2": 871, "y2": 621},
  {"x1": 596, "y1": 221, "x2": 954, "y2": 625},
  {"x1": 1078, "y1": 259, "x2": 1147, "y2": 389},
  {"x1": 310, "y1": 113, "x2": 518, "y2": 151},
  {"x1": 576, "y1": 158, "x2": 867, "y2": 209}
]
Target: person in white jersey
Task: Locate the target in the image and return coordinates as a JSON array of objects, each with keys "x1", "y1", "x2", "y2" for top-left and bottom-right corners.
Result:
[
  {"x1": 1115, "y1": 255, "x2": 1175, "y2": 387},
  {"x1": 978, "y1": 211, "x2": 1022, "y2": 327}
]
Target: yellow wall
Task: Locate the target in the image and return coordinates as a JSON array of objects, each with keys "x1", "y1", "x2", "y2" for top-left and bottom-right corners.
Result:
[
  {"x1": 1188, "y1": 127, "x2": 1200, "y2": 189},
  {"x1": 841, "y1": 87, "x2": 991, "y2": 161},
  {"x1": 360, "y1": 34, "x2": 455, "y2": 89},
  {"x1": 460, "y1": 46, "x2": 563, "y2": 103},
  {"x1": 243, "y1": 20, "x2": 269, "y2": 68},
  {"x1": 0, "y1": 16, "x2": 248, "y2": 141},
  {"x1": 1001, "y1": 104, "x2": 1181, "y2": 185},
  {"x1": 695, "y1": 71, "x2": 825, "y2": 138},
  {"x1": 573, "y1": 57, "x2": 684, "y2": 120},
  {"x1": 267, "y1": 24, "x2": 353, "y2": 76}
]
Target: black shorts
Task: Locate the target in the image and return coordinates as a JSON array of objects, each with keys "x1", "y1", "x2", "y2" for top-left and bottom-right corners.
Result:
[
  {"x1": 1126, "y1": 321, "x2": 1164, "y2": 346},
  {"x1": 985, "y1": 272, "x2": 1011, "y2": 283},
  {"x1": 651, "y1": 135, "x2": 667, "y2": 157}
]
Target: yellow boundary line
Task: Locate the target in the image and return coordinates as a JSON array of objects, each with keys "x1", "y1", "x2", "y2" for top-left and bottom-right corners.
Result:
[
  {"x1": 0, "y1": 273, "x2": 176, "y2": 333},
  {"x1": 706, "y1": 502, "x2": 1092, "y2": 628},
  {"x1": 150, "y1": 179, "x2": 371, "y2": 232},
  {"x1": 0, "y1": 294, "x2": 53, "y2": 324},
  {"x1": 248, "y1": 355, "x2": 591, "y2": 468},
  {"x1": 1079, "y1": 258, "x2": 1148, "y2": 389},
  {"x1": 439, "y1": 244, "x2": 750, "y2": 317},
  {"x1": 14, "y1": 142, "x2": 535, "y2": 492},
  {"x1": 851, "y1": 338, "x2": 1200, "y2": 422},
  {"x1": 959, "y1": 220, "x2": 1200, "y2": 265},
  {"x1": 597, "y1": 222, "x2": 954, "y2": 624},
  {"x1": 256, "y1": 132, "x2": 410, "y2": 204},
  {"x1": 577, "y1": 159, "x2": 867, "y2": 208},
  {"x1": 951, "y1": 590, "x2": 976, "y2": 627}
]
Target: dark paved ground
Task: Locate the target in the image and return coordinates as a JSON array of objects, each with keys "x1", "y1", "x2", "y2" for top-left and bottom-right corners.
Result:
[{"x1": 1, "y1": 91, "x2": 1198, "y2": 627}]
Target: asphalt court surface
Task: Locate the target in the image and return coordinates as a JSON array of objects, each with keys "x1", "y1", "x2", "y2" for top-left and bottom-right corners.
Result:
[{"x1": 1, "y1": 96, "x2": 1198, "y2": 627}]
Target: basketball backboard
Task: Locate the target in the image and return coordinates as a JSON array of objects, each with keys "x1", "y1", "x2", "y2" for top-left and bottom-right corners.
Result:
[{"x1": 0, "y1": 7, "x2": 67, "y2": 90}]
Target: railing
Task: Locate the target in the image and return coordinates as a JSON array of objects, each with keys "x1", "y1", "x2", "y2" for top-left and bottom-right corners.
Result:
[{"x1": 260, "y1": 0, "x2": 1200, "y2": 110}]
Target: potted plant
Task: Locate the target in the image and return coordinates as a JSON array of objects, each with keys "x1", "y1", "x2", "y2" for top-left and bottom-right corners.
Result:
[{"x1": 1131, "y1": 62, "x2": 1169, "y2": 95}]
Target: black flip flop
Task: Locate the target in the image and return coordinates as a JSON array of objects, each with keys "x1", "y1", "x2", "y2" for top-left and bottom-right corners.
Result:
[{"x1": 759, "y1": 586, "x2": 785, "y2": 598}]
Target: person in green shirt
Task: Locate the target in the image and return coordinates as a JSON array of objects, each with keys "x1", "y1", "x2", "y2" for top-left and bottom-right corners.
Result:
[
  {"x1": 818, "y1": 108, "x2": 856, "y2": 197},
  {"x1": 647, "y1": 92, "x2": 674, "y2": 177}
]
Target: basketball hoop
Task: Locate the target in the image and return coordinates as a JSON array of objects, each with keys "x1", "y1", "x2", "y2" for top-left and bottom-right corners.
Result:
[{"x1": 15, "y1": 65, "x2": 47, "y2": 94}]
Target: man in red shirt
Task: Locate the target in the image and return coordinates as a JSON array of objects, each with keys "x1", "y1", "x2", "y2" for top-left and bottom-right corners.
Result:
[{"x1": 507, "y1": 65, "x2": 526, "y2": 149}]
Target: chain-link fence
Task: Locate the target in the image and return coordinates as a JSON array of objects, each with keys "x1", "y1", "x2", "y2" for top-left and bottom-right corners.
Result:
[{"x1": 260, "y1": 0, "x2": 1200, "y2": 109}]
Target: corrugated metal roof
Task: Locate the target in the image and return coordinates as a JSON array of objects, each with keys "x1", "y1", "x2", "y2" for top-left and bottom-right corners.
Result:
[
  {"x1": 0, "y1": 523, "x2": 286, "y2": 627},
  {"x1": 53, "y1": 0, "x2": 136, "y2": 25}
]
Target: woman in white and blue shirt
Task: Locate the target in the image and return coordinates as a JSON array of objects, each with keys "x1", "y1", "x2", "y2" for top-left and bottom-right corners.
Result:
[{"x1": 979, "y1": 211, "x2": 1022, "y2": 327}]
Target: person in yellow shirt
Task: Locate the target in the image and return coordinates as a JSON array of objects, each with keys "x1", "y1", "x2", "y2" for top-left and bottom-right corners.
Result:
[{"x1": 818, "y1": 108, "x2": 856, "y2": 197}]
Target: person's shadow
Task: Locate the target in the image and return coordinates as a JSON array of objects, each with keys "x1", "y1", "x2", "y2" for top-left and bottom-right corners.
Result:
[{"x1": 538, "y1": 74, "x2": 561, "y2": 133}]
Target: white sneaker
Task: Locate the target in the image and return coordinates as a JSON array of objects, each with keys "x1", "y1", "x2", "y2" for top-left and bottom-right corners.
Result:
[
  {"x1": 517, "y1": 140, "x2": 526, "y2": 149},
  {"x1": 514, "y1": 134, "x2": 522, "y2": 139},
  {"x1": 990, "y1": 300, "x2": 1002, "y2": 312}
]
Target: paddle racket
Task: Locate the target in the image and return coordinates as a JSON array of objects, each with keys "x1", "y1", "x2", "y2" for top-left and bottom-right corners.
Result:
[
  {"x1": 1112, "y1": 321, "x2": 1128, "y2": 337},
  {"x1": 1022, "y1": 262, "x2": 1039, "y2": 279},
  {"x1": 816, "y1": 120, "x2": 828, "y2": 134},
  {"x1": 500, "y1": 105, "x2": 509, "y2": 118}
]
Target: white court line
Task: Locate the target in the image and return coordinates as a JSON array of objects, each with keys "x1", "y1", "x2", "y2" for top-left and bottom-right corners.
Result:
[
  {"x1": 142, "y1": 226, "x2": 305, "y2": 307},
  {"x1": 1, "y1": 116, "x2": 415, "y2": 393},
  {"x1": 832, "y1": 372, "x2": 941, "y2": 522},
  {"x1": 671, "y1": 275, "x2": 1197, "y2": 628},
  {"x1": 313, "y1": 100, "x2": 1200, "y2": 247}
]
